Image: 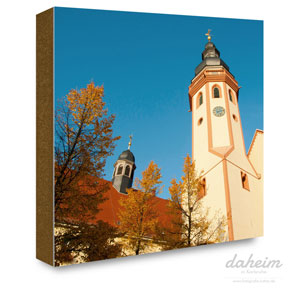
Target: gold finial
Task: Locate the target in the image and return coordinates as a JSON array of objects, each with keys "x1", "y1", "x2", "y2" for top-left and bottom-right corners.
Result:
[
  {"x1": 128, "y1": 134, "x2": 133, "y2": 150},
  {"x1": 205, "y1": 29, "x2": 212, "y2": 41}
]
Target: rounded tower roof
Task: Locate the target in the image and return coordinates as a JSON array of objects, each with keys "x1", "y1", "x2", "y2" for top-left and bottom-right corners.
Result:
[
  {"x1": 202, "y1": 42, "x2": 220, "y2": 59},
  {"x1": 195, "y1": 41, "x2": 230, "y2": 76},
  {"x1": 118, "y1": 149, "x2": 135, "y2": 163}
]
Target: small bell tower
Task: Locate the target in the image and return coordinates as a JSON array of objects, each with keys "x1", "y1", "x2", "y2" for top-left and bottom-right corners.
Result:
[{"x1": 112, "y1": 135, "x2": 136, "y2": 194}]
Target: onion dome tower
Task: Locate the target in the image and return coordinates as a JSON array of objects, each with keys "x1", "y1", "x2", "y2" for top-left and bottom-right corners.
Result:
[
  {"x1": 194, "y1": 39, "x2": 230, "y2": 76},
  {"x1": 112, "y1": 135, "x2": 136, "y2": 194}
]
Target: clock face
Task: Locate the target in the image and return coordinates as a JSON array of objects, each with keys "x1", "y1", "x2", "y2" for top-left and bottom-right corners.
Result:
[{"x1": 213, "y1": 106, "x2": 225, "y2": 117}]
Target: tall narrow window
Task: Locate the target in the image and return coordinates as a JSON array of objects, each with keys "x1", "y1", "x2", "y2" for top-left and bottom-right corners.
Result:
[
  {"x1": 196, "y1": 93, "x2": 203, "y2": 108},
  {"x1": 241, "y1": 172, "x2": 249, "y2": 191},
  {"x1": 213, "y1": 86, "x2": 220, "y2": 98},
  {"x1": 229, "y1": 89, "x2": 235, "y2": 104},
  {"x1": 199, "y1": 93, "x2": 203, "y2": 106},
  {"x1": 229, "y1": 90, "x2": 233, "y2": 102},
  {"x1": 117, "y1": 165, "x2": 123, "y2": 175},
  {"x1": 125, "y1": 165, "x2": 131, "y2": 177}
]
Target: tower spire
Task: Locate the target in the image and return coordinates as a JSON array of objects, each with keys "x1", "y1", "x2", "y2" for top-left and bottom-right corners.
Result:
[
  {"x1": 128, "y1": 134, "x2": 133, "y2": 150},
  {"x1": 192, "y1": 30, "x2": 230, "y2": 78}
]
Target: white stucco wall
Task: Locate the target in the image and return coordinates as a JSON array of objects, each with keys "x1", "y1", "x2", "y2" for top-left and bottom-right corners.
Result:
[
  {"x1": 226, "y1": 86, "x2": 257, "y2": 176},
  {"x1": 191, "y1": 67, "x2": 263, "y2": 241},
  {"x1": 208, "y1": 82, "x2": 231, "y2": 148},
  {"x1": 201, "y1": 162, "x2": 229, "y2": 240},
  {"x1": 226, "y1": 161, "x2": 261, "y2": 240},
  {"x1": 192, "y1": 86, "x2": 220, "y2": 173}
]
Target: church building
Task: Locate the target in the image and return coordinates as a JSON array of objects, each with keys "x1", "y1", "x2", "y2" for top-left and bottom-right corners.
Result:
[
  {"x1": 56, "y1": 32, "x2": 263, "y2": 263},
  {"x1": 96, "y1": 32, "x2": 263, "y2": 243},
  {"x1": 96, "y1": 31, "x2": 263, "y2": 243},
  {"x1": 188, "y1": 31, "x2": 263, "y2": 241}
]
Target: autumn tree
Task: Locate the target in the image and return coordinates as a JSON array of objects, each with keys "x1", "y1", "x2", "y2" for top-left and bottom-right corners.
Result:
[
  {"x1": 55, "y1": 82, "x2": 119, "y2": 222},
  {"x1": 161, "y1": 154, "x2": 226, "y2": 249},
  {"x1": 118, "y1": 161, "x2": 162, "y2": 255},
  {"x1": 55, "y1": 220, "x2": 122, "y2": 266}
]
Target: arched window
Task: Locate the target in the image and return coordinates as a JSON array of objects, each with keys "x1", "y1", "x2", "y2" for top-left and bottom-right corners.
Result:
[
  {"x1": 196, "y1": 92, "x2": 203, "y2": 109},
  {"x1": 228, "y1": 89, "x2": 236, "y2": 104},
  {"x1": 198, "y1": 117, "x2": 203, "y2": 126},
  {"x1": 213, "y1": 86, "x2": 220, "y2": 98},
  {"x1": 117, "y1": 165, "x2": 123, "y2": 175},
  {"x1": 125, "y1": 165, "x2": 131, "y2": 177},
  {"x1": 229, "y1": 89, "x2": 233, "y2": 102},
  {"x1": 199, "y1": 93, "x2": 203, "y2": 106}
]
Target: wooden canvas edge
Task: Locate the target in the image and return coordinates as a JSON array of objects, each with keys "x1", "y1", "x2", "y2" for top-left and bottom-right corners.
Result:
[{"x1": 36, "y1": 7, "x2": 54, "y2": 266}]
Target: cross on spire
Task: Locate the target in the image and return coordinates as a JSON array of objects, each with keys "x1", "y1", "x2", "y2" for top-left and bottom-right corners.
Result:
[
  {"x1": 128, "y1": 134, "x2": 133, "y2": 150},
  {"x1": 205, "y1": 29, "x2": 212, "y2": 41}
]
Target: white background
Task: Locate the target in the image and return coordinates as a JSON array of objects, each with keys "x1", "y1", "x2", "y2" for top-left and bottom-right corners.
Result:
[{"x1": 0, "y1": 0, "x2": 299, "y2": 299}]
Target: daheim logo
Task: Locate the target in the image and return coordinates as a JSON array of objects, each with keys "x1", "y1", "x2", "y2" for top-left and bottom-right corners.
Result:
[{"x1": 226, "y1": 254, "x2": 283, "y2": 269}]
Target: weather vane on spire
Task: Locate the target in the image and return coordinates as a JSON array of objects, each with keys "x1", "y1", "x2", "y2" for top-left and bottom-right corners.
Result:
[
  {"x1": 128, "y1": 134, "x2": 133, "y2": 150},
  {"x1": 205, "y1": 29, "x2": 212, "y2": 41}
]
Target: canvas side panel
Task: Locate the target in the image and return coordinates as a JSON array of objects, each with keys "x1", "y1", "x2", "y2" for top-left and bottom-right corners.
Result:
[{"x1": 36, "y1": 8, "x2": 54, "y2": 266}]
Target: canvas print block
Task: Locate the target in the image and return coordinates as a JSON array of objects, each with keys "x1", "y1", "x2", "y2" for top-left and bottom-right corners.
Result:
[{"x1": 36, "y1": 7, "x2": 263, "y2": 266}]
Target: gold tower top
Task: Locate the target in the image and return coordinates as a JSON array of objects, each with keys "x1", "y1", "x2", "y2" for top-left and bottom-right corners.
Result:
[
  {"x1": 128, "y1": 134, "x2": 133, "y2": 150},
  {"x1": 205, "y1": 29, "x2": 212, "y2": 42}
]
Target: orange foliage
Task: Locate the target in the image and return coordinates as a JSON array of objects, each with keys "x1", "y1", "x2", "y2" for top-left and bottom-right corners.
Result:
[
  {"x1": 162, "y1": 154, "x2": 226, "y2": 248},
  {"x1": 55, "y1": 82, "x2": 120, "y2": 222},
  {"x1": 118, "y1": 161, "x2": 162, "y2": 255}
]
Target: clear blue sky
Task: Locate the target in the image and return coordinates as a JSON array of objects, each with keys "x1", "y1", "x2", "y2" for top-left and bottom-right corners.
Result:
[{"x1": 55, "y1": 7, "x2": 263, "y2": 199}]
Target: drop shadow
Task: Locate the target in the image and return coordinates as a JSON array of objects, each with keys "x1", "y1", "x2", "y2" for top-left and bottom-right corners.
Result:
[{"x1": 37, "y1": 236, "x2": 262, "y2": 271}]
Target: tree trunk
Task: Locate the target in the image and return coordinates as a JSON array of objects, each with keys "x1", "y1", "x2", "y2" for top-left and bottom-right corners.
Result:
[
  {"x1": 135, "y1": 239, "x2": 141, "y2": 255},
  {"x1": 188, "y1": 215, "x2": 191, "y2": 246}
]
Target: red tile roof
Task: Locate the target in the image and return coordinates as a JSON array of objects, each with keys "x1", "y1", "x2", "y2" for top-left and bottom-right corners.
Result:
[{"x1": 94, "y1": 179, "x2": 173, "y2": 228}]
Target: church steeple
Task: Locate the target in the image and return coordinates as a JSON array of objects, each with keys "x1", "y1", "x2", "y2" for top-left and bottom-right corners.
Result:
[
  {"x1": 112, "y1": 136, "x2": 136, "y2": 194},
  {"x1": 202, "y1": 42, "x2": 220, "y2": 59},
  {"x1": 194, "y1": 31, "x2": 230, "y2": 77},
  {"x1": 187, "y1": 31, "x2": 262, "y2": 242}
]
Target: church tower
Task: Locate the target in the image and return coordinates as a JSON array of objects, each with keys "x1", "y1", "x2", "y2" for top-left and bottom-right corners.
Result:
[
  {"x1": 188, "y1": 31, "x2": 263, "y2": 241},
  {"x1": 112, "y1": 135, "x2": 136, "y2": 194}
]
